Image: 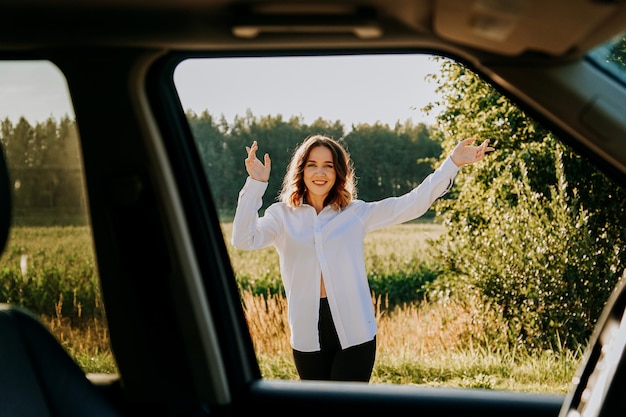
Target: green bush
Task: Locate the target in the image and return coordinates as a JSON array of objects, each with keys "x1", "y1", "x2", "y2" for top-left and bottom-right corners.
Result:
[
  {"x1": 367, "y1": 258, "x2": 439, "y2": 308},
  {"x1": 425, "y1": 58, "x2": 626, "y2": 351},
  {"x1": 0, "y1": 263, "x2": 102, "y2": 322},
  {"x1": 236, "y1": 257, "x2": 440, "y2": 309},
  {"x1": 236, "y1": 272, "x2": 284, "y2": 297},
  {"x1": 432, "y1": 141, "x2": 624, "y2": 350},
  {"x1": 0, "y1": 226, "x2": 103, "y2": 322}
]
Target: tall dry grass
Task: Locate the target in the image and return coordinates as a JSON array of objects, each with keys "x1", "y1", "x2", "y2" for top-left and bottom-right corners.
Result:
[
  {"x1": 234, "y1": 222, "x2": 579, "y2": 392},
  {"x1": 242, "y1": 288, "x2": 503, "y2": 360},
  {"x1": 241, "y1": 287, "x2": 578, "y2": 392},
  {"x1": 42, "y1": 310, "x2": 116, "y2": 374}
]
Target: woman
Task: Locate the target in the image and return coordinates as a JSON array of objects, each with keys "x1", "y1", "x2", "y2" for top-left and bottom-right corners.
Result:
[{"x1": 232, "y1": 134, "x2": 494, "y2": 382}]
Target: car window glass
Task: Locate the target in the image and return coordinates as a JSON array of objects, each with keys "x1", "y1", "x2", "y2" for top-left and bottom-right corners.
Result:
[
  {"x1": 174, "y1": 53, "x2": 626, "y2": 392},
  {"x1": 0, "y1": 61, "x2": 117, "y2": 379},
  {"x1": 587, "y1": 30, "x2": 626, "y2": 85}
]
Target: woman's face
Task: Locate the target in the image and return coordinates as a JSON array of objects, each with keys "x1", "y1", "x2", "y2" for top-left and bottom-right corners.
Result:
[{"x1": 303, "y1": 145, "x2": 336, "y2": 201}]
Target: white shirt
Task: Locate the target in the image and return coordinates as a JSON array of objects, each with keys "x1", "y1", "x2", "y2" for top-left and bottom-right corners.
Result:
[{"x1": 232, "y1": 156, "x2": 460, "y2": 352}]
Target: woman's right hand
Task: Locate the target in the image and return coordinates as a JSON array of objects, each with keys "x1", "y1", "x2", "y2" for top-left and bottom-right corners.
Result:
[{"x1": 245, "y1": 141, "x2": 271, "y2": 182}]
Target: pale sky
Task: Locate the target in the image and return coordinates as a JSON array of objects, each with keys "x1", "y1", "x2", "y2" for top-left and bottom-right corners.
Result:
[
  {"x1": 174, "y1": 54, "x2": 444, "y2": 129},
  {"x1": 0, "y1": 54, "x2": 444, "y2": 128},
  {"x1": 0, "y1": 61, "x2": 75, "y2": 122}
]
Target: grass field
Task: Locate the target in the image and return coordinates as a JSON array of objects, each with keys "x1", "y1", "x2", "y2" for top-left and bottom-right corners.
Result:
[
  {"x1": 231, "y1": 223, "x2": 580, "y2": 393},
  {"x1": 0, "y1": 223, "x2": 581, "y2": 393},
  {"x1": 244, "y1": 287, "x2": 579, "y2": 392}
]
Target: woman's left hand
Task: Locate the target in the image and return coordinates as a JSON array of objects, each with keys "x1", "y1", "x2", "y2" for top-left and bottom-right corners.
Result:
[{"x1": 450, "y1": 138, "x2": 495, "y2": 167}]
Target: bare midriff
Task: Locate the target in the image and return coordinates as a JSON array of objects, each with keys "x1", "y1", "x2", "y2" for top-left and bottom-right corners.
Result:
[{"x1": 320, "y1": 275, "x2": 327, "y2": 298}]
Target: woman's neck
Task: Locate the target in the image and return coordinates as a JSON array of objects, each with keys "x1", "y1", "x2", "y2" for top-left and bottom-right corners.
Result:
[{"x1": 305, "y1": 192, "x2": 325, "y2": 214}]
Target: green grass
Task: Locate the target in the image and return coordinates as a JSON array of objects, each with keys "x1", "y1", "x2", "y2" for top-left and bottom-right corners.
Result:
[
  {"x1": 255, "y1": 346, "x2": 579, "y2": 393},
  {"x1": 372, "y1": 344, "x2": 579, "y2": 392}
]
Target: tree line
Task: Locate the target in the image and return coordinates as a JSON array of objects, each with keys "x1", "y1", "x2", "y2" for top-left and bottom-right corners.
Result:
[
  {"x1": 187, "y1": 111, "x2": 443, "y2": 217},
  {"x1": 0, "y1": 112, "x2": 443, "y2": 224},
  {"x1": 0, "y1": 116, "x2": 86, "y2": 225}
]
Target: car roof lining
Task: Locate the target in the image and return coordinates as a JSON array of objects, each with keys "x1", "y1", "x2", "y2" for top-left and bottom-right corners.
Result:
[{"x1": 0, "y1": 0, "x2": 625, "y2": 60}]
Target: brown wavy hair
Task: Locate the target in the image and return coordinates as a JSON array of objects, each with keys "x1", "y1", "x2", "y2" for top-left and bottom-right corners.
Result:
[{"x1": 279, "y1": 135, "x2": 356, "y2": 209}]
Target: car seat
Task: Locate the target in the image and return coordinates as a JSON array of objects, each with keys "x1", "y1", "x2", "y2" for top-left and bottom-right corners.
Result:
[
  {"x1": 0, "y1": 304, "x2": 122, "y2": 416},
  {"x1": 0, "y1": 146, "x2": 122, "y2": 416}
]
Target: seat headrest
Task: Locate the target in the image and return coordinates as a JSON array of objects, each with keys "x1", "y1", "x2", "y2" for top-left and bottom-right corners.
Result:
[{"x1": 0, "y1": 145, "x2": 12, "y2": 255}]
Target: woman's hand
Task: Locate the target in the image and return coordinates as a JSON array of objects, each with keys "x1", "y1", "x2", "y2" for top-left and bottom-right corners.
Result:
[
  {"x1": 450, "y1": 138, "x2": 495, "y2": 167},
  {"x1": 245, "y1": 140, "x2": 271, "y2": 182}
]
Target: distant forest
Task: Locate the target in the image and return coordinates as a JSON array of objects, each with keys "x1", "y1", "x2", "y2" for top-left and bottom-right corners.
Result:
[
  {"x1": 1, "y1": 116, "x2": 85, "y2": 225},
  {"x1": 0, "y1": 113, "x2": 442, "y2": 224},
  {"x1": 186, "y1": 110, "x2": 442, "y2": 217}
]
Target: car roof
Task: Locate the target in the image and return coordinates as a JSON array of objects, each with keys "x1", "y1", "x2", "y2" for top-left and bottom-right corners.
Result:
[{"x1": 1, "y1": 0, "x2": 624, "y2": 58}]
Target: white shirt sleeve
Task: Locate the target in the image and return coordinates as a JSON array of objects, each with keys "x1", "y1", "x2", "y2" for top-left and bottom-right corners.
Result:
[
  {"x1": 362, "y1": 156, "x2": 461, "y2": 232},
  {"x1": 231, "y1": 177, "x2": 279, "y2": 250}
]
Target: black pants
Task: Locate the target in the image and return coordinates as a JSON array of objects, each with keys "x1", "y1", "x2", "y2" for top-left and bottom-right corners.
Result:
[{"x1": 292, "y1": 297, "x2": 376, "y2": 382}]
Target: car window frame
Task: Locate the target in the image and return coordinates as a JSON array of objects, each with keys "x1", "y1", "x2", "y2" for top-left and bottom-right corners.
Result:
[
  {"x1": 144, "y1": 48, "x2": 574, "y2": 413},
  {"x1": 150, "y1": 44, "x2": 624, "y2": 386}
]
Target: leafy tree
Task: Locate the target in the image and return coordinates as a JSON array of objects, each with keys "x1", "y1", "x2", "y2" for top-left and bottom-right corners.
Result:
[
  {"x1": 190, "y1": 109, "x2": 444, "y2": 218},
  {"x1": 344, "y1": 121, "x2": 440, "y2": 203},
  {"x1": 187, "y1": 110, "x2": 236, "y2": 213},
  {"x1": 0, "y1": 116, "x2": 86, "y2": 224},
  {"x1": 426, "y1": 58, "x2": 626, "y2": 350}
]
